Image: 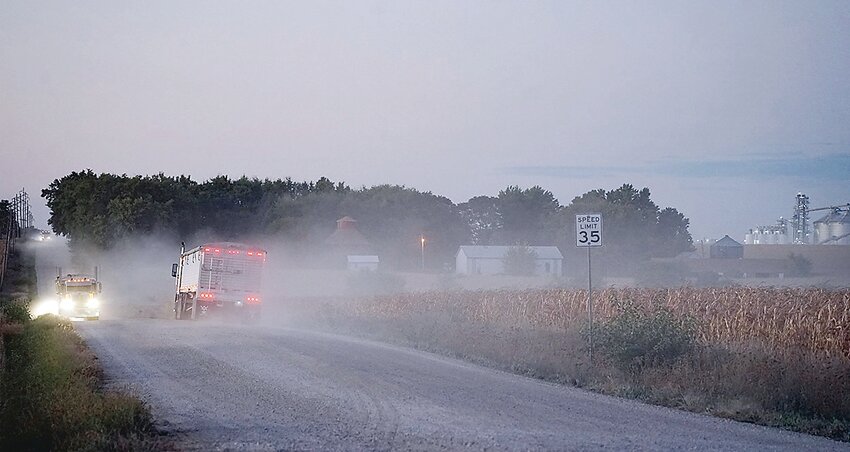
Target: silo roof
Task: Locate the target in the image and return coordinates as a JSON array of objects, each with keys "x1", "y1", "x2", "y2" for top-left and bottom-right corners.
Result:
[
  {"x1": 814, "y1": 209, "x2": 850, "y2": 224},
  {"x1": 712, "y1": 235, "x2": 743, "y2": 247}
]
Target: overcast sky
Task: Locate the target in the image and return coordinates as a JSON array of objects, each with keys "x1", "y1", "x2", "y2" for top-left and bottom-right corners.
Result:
[{"x1": 2, "y1": 1, "x2": 848, "y2": 240}]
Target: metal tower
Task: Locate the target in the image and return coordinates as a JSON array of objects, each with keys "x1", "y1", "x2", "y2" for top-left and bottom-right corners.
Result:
[
  {"x1": 791, "y1": 192, "x2": 810, "y2": 244},
  {"x1": 11, "y1": 188, "x2": 32, "y2": 238}
]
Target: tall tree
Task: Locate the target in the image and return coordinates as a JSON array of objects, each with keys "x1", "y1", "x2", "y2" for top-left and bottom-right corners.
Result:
[
  {"x1": 496, "y1": 185, "x2": 560, "y2": 245},
  {"x1": 42, "y1": 171, "x2": 345, "y2": 248},
  {"x1": 560, "y1": 184, "x2": 693, "y2": 274},
  {"x1": 0, "y1": 200, "x2": 13, "y2": 236},
  {"x1": 457, "y1": 196, "x2": 499, "y2": 245},
  {"x1": 654, "y1": 207, "x2": 693, "y2": 258},
  {"x1": 342, "y1": 185, "x2": 468, "y2": 270}
]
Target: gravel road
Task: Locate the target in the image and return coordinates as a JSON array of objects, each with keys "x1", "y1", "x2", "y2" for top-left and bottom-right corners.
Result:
[
  {"x1": 73, "y1": 319, "x2": 847, "y2": 451},
  {"x1": 31, "y1": 241, "x2": 847, "y2": 450}
]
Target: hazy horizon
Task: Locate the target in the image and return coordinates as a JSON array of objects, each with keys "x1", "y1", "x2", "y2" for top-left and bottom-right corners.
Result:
[{"x1": 3, "y1": 1, "x2": 849, "y2": 240}]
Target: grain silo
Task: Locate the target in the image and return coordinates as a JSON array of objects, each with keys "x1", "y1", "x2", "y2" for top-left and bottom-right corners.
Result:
[
  {"x1": 710, "y1": 235, "x2": 744, "y2": 258},
  {"x1": 814, "y1": 208, "x2": 850, "y2": 245},
  {"x1": 744, "y1": 219, "x2": 789, "y2": 245}
]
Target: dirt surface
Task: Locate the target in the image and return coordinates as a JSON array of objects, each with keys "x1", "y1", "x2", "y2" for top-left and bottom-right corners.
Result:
[
  {"x1": 74, "y1": 320, "x2": 847, "y2": 451},
  {"x1": 30, "y1": 240, "x2": 848, "y2": 450}
]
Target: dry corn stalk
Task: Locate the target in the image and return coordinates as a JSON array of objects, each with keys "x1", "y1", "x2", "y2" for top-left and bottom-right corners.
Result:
[{"x1": 354, "y1": 288, "x2": 850, "y2": 358}]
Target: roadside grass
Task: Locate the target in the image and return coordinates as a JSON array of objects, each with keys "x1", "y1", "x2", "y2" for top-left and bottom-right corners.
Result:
[
  {"x1": 282, "y1": 294, "x2": 850, "y2": 442},
  {"x1": 0, "y1": 247, "x2": 37, "y2": 299},
  {"x1": 1, "y1": 243, "x2": 166, "y2": 451},
  {"x1": 606, "y1": 341, "x2": 850, "y2": 442},
  {"x1": 0, "y1": 311, "x2": 164, "y2": 451}
]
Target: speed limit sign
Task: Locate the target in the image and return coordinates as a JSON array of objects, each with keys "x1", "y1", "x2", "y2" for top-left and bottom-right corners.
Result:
[{"x1": 575, "y1": 214, "x2": 603, "y2": 247}]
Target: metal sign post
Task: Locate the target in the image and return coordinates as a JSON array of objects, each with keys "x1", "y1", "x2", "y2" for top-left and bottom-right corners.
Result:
[
  {"x1": 586, "y1": 246, "x2": 592, "y2": 360},
  {"x1": 576, "y1": 214, "x2": 603, "y2": 362}
]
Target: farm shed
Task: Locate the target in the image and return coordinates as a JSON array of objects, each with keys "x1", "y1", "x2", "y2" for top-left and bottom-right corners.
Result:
[
  {"x1": 455, "y1": 246, "x2": 563, "y2": 276},
  {"x1": 347, "y1": 255, "x2": 379, "y2": 272},
  {"x1": 710, "y1": 235, "x2": 743, "y2": 259}
]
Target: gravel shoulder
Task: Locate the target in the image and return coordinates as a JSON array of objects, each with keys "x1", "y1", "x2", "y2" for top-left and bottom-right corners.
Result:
[{"x1": 75, "y1": 320, "x2": 848, "y2": 451}]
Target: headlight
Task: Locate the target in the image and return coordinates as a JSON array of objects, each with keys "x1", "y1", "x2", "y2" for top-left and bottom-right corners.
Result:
[
  {"x1": 31, "y1": 298, "x2": 59, "y2": 317},
  {"x1": 60, "y1": 298, "x2": 74, "y2": 311},
  {"x1": 87, "y1": 298, "x2": 100, "y2": 309}
]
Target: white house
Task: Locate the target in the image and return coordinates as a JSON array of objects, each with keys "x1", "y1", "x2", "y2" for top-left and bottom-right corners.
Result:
[
  {"x1": 347, "y1": 255, "x2": 379, "y2": 272},
  {"x1": 455, "y1": 246, "x2": 564, "y2": 276}
]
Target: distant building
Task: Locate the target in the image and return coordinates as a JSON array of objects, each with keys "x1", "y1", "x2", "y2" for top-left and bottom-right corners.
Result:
[
  {"x1": 324, "y1": 216, "x2": 374, "y2": 267},
  {"x1": 744, "y1": 222, "x2": 790, "y2": 245},
  {"x1": 744, "y1": 244, "x2": 850, "y2": 277},
  {"x1": 325, "y1": 216, "x2": 372, "y2": 252},
  {"x1": 709, "y1": 235, "x2": 743, "y2": 259},
  {"x1": 347, "y1": 255, "x2": 379, "y2": 272},
  {"x1": 813, "y1": 208, "x2": 850, "y2": 245},
  {"x1": 663, "y1": 256, "x2": 788, "y2": 279},
  {"x1": 455, "y1": 246, "x2": 563, "y2": 276}
]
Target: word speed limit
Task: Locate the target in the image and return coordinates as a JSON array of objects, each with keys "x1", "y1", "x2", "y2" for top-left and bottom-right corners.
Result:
[{"x1": 575, "y1": 214, "x2": 603, "y2": 247}]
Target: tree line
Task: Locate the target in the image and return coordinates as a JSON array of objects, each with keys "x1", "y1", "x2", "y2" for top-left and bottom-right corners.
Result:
[
  {"x1": 0, "y1": 200, "x2": 14, "y2": 237},
  {"x1": 42, "y1": 170, "x2": 693, "y2": 273}
]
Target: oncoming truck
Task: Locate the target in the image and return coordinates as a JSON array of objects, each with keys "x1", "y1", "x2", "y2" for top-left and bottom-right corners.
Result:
[
  {"x1": 56, "y1": 270, "x2": 102, "y2": 320},
  {"x1": 171, "y1": 242, "x2": 266, "y2": 320}
]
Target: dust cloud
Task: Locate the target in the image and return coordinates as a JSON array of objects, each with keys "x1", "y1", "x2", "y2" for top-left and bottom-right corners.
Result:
[
  {"x1": 29, "y1": 228, "x2": 586, "y2": 330},
  {"x1": 28, "y1": 236, "x2": 73, "y2": 317}
]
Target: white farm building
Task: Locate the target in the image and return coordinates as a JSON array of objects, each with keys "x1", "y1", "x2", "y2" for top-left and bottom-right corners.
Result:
[
  {"x1": 455, "y1": 246, "x2": 564, "y2": 276},
  {"x1": 347, "y1": 255, "x2": 379, "y2": 272}
]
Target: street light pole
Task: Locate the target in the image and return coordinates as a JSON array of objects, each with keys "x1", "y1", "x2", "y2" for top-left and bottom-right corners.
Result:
[{"x1": 420, "y1": 235, "x2": 425, "y2": 271}]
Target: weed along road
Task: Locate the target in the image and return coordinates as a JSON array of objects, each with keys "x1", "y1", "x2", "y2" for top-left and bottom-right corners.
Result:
[{"x1": 72, "y1": 320, "x2": 845, "y2": 451}]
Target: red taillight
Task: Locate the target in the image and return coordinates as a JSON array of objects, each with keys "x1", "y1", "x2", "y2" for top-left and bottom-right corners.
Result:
[
  {"x1": 199, "y1": 293, "x2": 214, "y2": 299},
  {"x1": 246, "y1": 296, "x2": 261, "y2": 304},
  {"x1": 247, "y1": 251, "x2": 254, "y2": 256},
  {"x1": 204, "y1": 248, "x2": 211, "y2": 252},
  {"x1": 214, "y1": 249, "x2": 221, "y2": 253}
]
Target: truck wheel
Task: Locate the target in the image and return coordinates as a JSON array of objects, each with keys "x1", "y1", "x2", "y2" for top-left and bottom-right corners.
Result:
[
  {"x1": 176, "y1": 299, "x2": 188, "y2": 320},
  {"x1": 243, "y1": 308, "x2": 261, "y2": 324}
]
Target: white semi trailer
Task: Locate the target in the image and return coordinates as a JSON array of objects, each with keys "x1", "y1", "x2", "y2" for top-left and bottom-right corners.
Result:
[{"x1": 171, "y1": 242, "x2": 266, "y2": 320}]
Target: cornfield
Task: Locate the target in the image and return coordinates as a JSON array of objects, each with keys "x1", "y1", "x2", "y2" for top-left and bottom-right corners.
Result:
[{"x1": 354, "y1": 288, "x2": 850, "y2": 358}]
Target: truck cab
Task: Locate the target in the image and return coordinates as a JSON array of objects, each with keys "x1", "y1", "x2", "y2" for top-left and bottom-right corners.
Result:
[{"x1": 56, "y1": 274, "x2": 102, "y2": 320}]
